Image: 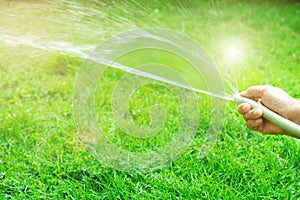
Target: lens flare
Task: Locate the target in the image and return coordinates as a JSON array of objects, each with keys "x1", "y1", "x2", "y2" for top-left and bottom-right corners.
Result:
[
  {"x1": 217, "y1": 37, "x2": 247, "y2": 65},
  {"x1": 226, "y1": 45, "x2": 240, "y2": 61}
]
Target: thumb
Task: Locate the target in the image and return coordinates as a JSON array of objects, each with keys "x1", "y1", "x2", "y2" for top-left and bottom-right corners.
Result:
[{"x1": 240, "y1": 85, "x2": 269, "y2": 99}]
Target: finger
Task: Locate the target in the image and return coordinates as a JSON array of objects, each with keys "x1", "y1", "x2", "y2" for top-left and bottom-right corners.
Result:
[
  {"x1": 261, "y1": 120, "x2": 285, "y2": 135},
  {"x1": 246, "y1": 118, "x2": 263, "y2": 131},
  {"x1": 240, "y1": 85, "x2": 272, "y2": 99},
  {"x1": 238, "y1": 103, "x2": 251, "y2": 115},
  {"x1": 243, "y1": 108, "x2": 263, "y2": 120}
]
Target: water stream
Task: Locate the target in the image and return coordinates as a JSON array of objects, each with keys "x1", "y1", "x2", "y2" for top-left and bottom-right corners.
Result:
[{"x1": 1, "y1": 0, "x2": 238, "y2": 172}]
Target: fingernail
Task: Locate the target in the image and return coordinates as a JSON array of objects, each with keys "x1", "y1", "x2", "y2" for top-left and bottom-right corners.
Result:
[{"x1": 240, "y1": 91, "x2": 246, "y2": 96}]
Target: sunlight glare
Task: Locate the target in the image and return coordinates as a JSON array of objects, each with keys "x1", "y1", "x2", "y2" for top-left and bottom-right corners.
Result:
[
  {"x1": 226, "y1": 45, "x2": 240, "y2": 61},
  {"x1": 217, "y1": 37, "x2": 247, "y2": 66}
]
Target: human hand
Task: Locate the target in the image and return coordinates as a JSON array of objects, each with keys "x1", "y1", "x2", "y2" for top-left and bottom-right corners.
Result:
[{"x1": 238, "y1": 85, "x2": 300, "y2": 138}]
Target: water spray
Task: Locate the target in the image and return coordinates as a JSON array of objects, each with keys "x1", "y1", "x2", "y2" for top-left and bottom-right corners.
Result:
[
  {"x1": 72, "y1": 28, "x2": 300, "y2": 172},
  {"x1": 1, "y1": 0, "x2": 299, "y2": 172}
]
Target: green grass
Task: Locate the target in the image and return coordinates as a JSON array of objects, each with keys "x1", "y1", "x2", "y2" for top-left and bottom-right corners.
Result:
[{"x1": 1, "y1": 0, "x2": 300, "y2": 199}]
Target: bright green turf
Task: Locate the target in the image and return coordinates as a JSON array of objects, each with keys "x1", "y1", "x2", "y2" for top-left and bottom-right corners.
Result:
[{"x1": 0, "y1": 0, "x2": 300, "y2": 199}]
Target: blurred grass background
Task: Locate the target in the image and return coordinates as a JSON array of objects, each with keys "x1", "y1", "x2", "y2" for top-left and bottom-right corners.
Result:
[{"x1": 0, "y1": 0, "x2": 299, "y2": 199}]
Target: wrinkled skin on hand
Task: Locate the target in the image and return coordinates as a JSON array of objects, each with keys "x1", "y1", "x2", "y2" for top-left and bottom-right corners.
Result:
[{"x1": 238, "y1": 85, "x2": 300, "y2": 139}]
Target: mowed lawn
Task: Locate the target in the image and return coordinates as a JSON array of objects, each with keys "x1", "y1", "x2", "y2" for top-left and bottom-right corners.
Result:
[{"x1": 0, "y1": 0, "x2": 300, "y2": 199}]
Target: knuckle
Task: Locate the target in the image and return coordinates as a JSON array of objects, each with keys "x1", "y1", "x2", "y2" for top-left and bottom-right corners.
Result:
[
  {"x1": 246, "y1": 120, "x2": 254, "y2": 129},
  {"x1": 243, "y1": 113, "x2": 250, "y2": 120}
]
